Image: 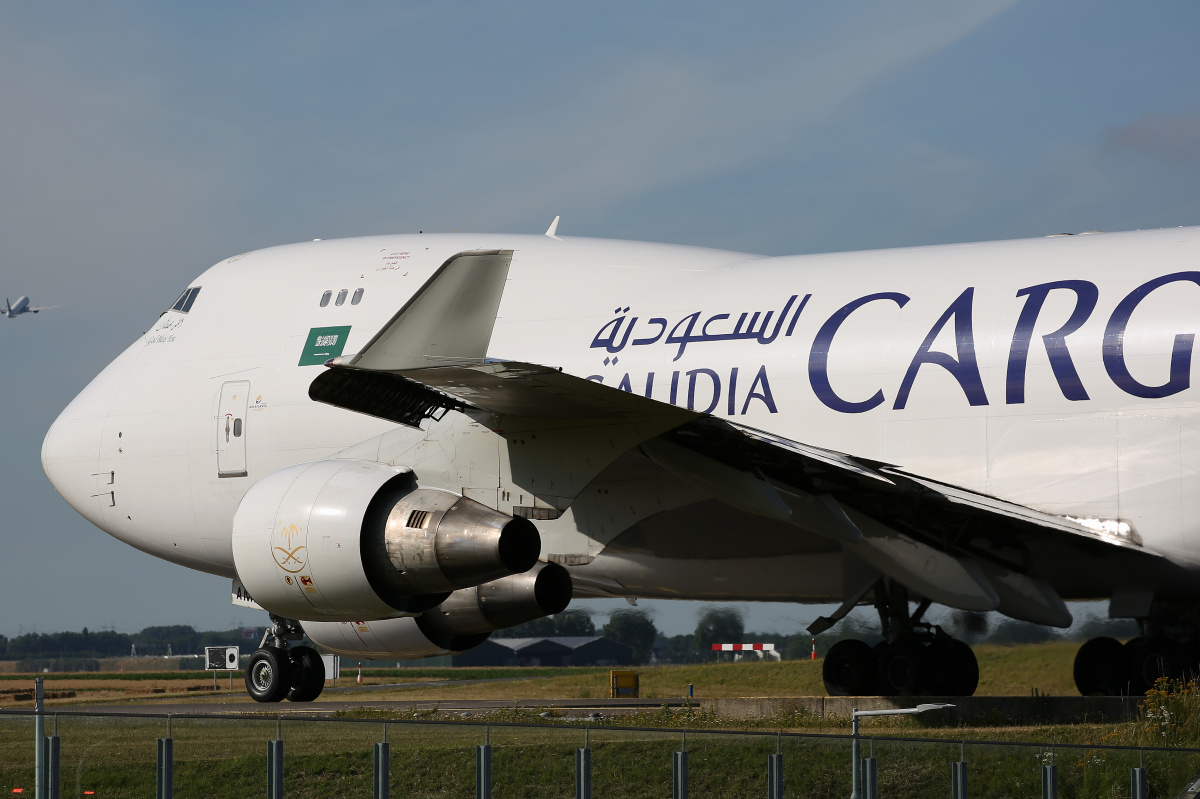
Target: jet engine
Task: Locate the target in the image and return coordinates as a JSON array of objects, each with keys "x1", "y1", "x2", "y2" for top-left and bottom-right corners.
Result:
[
  {"x1": 231, "y1": 459, "x2": 540, "y2": 621},
  {"x1": 302, "y1": 562, "x2": 573, "y2": 659}
]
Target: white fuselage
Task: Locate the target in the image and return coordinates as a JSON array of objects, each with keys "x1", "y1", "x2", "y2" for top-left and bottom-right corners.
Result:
[
  {"x1": 6, "y1": 296, "x2": 30, "y2": 317},
  {"x1": 41, "y1": 228, "x2": 1200, "y2": 606}
]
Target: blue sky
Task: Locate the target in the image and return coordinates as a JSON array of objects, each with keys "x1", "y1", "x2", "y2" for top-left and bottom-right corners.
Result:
[{"x1": 2, "y1": 1, "x2": 1199, "y2": 638}]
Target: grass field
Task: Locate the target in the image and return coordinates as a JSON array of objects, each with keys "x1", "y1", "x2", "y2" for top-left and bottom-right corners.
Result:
[
  {"x1": 4, "y1": 706, "x2": 1200, "y2": 799},
  {"x1": 333, "y1": 642, "x2": 1084, "y2": 703},
  {"x1": 0, "y1": 641, "x2": 1085, "y2": 709},
  {"x1": 10, "y1": 643, "x2": 1200, "y2": 797}
]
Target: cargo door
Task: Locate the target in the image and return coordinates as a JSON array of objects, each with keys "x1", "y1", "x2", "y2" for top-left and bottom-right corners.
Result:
[{"x1": 217, "y1": 381, "x2": 250, "y2": 477}]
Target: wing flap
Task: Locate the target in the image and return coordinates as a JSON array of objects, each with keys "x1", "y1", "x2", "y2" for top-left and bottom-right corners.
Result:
[
  {"x1": 887, "y1": 470, "x2": 1150, "y2": 554},
  {"x1": 655, "y1": 416, "x2": 1162, "y2": 562}
]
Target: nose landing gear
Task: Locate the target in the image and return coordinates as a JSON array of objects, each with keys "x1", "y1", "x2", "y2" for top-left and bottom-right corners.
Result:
[{"x1": 246, "y1": 616, "x2": 327, "y2": 703}]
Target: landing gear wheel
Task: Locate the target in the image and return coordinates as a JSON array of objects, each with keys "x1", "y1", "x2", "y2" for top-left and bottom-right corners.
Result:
[
  {"x1": 943, "y1": 639, "x2": 979, "y2": 696},
  {"x1": 1129, "y1": 637, "x2": 1187, "y2": 695},
  {"x1": 287, "y1": 646, "x2": 326, "y2": 702},
  {"x1": 879, "y1": 640, "x2": 925, "y2": 695},
  {"x1": 1073, "y1": 637, "x2": 1127, "y2": 696},
  {"x1": 246, "y1": 646, "x2": 293, "y2": 703},
  {"x1": 823, "y1": 639, "x2": 879, "y2": 696}
]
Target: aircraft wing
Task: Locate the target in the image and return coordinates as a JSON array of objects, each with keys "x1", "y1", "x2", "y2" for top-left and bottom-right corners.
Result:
[
  {"x1": 27, "y1": 305, "x2": 60, "y2": 312},
  {"x1": 313, "y1": 350, "x2": 1160, "y2": 607},
  {"x1": 309, "y1": 246, "x2": 1161, "y2": 623}
]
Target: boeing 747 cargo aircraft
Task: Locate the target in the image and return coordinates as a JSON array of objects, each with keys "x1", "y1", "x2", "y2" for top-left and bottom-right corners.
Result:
[{"x1": 41, "y1": 225, "x2": 1200, "y2": 701}]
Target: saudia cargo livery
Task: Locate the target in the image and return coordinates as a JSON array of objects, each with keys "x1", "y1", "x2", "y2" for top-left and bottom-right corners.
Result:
[{"x1": 40, "y1": 222, "x2": 1200, "y2": 701}]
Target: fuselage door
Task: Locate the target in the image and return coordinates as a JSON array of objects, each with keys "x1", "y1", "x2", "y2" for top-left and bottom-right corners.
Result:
[{"x1": 217, "y1": 380, "x2": 250, "y2": 478}]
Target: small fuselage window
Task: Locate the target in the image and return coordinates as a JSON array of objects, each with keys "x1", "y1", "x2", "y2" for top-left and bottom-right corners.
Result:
[
  {"x1": 351, "y1": 288, "x2": 364, "y2": 305},
  {"x1": 335, "y1": 289, "x2": 348, "y2": 306},
  {"x1": 320, "y1": 291, "x2": 332, "y2": 307},
  {"x1": 171, "y1": 286, "x2": 202, "y2": 313},
  {"x1": 233, "y1": 418, "x2": 243, "y2": 437}
]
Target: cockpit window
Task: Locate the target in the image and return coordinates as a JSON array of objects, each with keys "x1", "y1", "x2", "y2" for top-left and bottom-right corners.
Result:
[
  {"x1": 351, "y1": 288, "x2": 364, "y2": 305},
  {"x1": 320, "y1": 291, "x2": 332, "y2": 307},
  {"x1": 335, "y1": 289, "x2": 348, "y2": 306},
  {"x1": 182, "y1": 286, "x2": 201, "y2": 312},
  {"x1": 171, "y1": 286, "x2": 202, "y2": 313}
]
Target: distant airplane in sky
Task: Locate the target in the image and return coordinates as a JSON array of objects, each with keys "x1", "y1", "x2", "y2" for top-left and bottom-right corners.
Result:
[{"x1": 4, "y1": 296, "x2": 56, "y2": 318}]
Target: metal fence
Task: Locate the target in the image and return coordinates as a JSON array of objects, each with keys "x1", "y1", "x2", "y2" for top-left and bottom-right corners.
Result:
[{"x1": 3, "y1": 708, "x2": 1200, "y2": 799}]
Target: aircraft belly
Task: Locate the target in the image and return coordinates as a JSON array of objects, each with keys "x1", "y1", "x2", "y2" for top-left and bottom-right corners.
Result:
[
  {"x1": 570, "y1": 551, "x2": 842, "y2": 602},
  {"x1": 554, "y1": 489, "x2": 844, "y2": 601}
]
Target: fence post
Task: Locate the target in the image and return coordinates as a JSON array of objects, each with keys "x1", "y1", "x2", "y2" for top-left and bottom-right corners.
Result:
[
  {"x1": 374, "y1": 742, "x2": 389, "y2": 799},
  {"x1": 1131, "y1": 767, "x2": 1147, "y2": 799},
  {"x1": 476, "y1": 744, "x2": 491, "y2": 799},
  {"x1": 267, "y1": 739, "x2": 284, "y2": 799},
  {"x1": 1042, "y1": 763, "x2": 1057, "y2": 799},
  {"x1": 576, "y1": 746, "x2": 591, "y2": 799},
  {"x1": 157, "y1": 737, "x2": 174, "y2": 799},
  {"x1": 951, "y1": 760, "x2": 968, "y2": 799},
  {"x1": 34, "y1": 678, "x2": 44, "y2": 799},
  {"x1": 860, "y1": 756, "x2": 876, "y2": 799},
  {"x1": 42, "y1": 735, "x2": 60, "y2": 799},
  {"x1": 767, "y1": 752, "x2": 783, "y2": 799},
  {"x1": 673, "y1": 750, "x2": 688, "y2": 799}
]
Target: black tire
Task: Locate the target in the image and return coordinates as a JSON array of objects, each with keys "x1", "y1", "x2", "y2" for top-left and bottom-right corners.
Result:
[
  {"x1": 823, "y1": 639, "x2": 878, "y2": 696},
  {"x1": 943, "y1": 639, "x2": 979, "y2": 696},
  {"x1": 287, "y1": 646, "x2": 326, "y2": 702},
  {"x1": 1129, "y1": 637, "x2": 1187, "y2": 695},
  {"x1": 1073, "y1": 637, "x2": 1127, "y2": 696},
  {"x1": 245, "y1": 647, "x2": 292, "y2": 703},
  {"x1": 879, "y1": 640, "x2": 925, "y2": 695}
]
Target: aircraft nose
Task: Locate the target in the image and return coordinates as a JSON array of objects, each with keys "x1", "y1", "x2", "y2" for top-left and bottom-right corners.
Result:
[
  {"x1": 42, "y1": 403, "x2": 106, "y2": 527},
  {"x1": 42, "y1": 350, "x2": 134, "y2": 528}
]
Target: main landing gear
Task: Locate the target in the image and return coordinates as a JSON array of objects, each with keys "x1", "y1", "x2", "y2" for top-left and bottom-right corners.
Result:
[
  {"x1": 821, "y1": 580, "x2": 980, "y2": 697},
  {"x1": 246, "y1": 616, "x2": 326, "y2": 703},
  {"x1": 1074, "y1": 605, "x2": 1200, "y2": 696}
]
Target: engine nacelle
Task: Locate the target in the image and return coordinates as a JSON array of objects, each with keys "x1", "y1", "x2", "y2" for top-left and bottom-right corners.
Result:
[
  {"x1": 232, "y1": 460, "x2": 540, "y2": 621},
  {"x1": 303, "y1": 562, "x2": 573, "y2": 659}
]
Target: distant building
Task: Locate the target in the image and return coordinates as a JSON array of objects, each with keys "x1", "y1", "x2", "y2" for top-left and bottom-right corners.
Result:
[{"x1": 452, "y1": 636, "x2": 633, "y2": 667}]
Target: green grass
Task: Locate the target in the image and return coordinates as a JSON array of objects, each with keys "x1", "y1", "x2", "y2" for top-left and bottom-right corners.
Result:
[
  {"x1": 2, "y1": 640, "x2": 1084, "y2": 694},
  {"x1": 338, "y1": 643, "x2": 1082, "y2": 703},
  {"x1": 12, "y1": 644, "x2": 1200, "y2": 797},
  {"x1": 5, "y1": 711, "x2": 1200, "y2": 799}
]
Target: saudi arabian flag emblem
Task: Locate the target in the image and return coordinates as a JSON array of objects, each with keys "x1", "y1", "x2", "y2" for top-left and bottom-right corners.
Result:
[{"x1": 298, "y1": 326, "x2": 352, "y2": 366}]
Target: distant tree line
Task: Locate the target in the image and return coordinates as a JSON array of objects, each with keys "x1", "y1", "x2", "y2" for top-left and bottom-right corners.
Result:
[
  {"x1": 499, "y1": 605, "x2": 1146, "y2": 666},
  {"x1": 1, "y1": 608, "x2": 1144, "y2": 669},
  {"x1": 0, "y1": 625, "x2": 258, "y2": 661}
]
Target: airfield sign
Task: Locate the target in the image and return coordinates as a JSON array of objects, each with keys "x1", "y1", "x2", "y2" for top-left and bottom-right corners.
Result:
[
  {"x1": 205, "y1": 646, "x2": 239, "y2": 670},
  {"x1": 205, "y1": 646, "x2": 240, "y2": 692}
]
